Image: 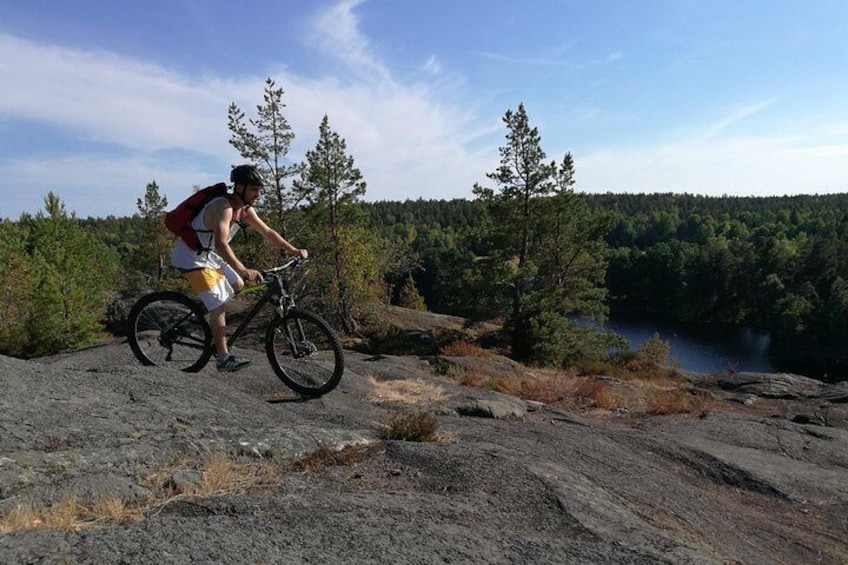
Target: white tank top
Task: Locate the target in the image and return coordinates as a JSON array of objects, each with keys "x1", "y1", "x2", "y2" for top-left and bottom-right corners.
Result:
[{"x1": 171, "y1": 197, "x2": 243, "y2": 271}]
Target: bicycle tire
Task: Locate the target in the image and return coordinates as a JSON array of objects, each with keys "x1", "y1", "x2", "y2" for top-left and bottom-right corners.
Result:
[
  {"x1": 127, "y1": 291, "x2": 213, "y2": 373},
  {"x1": 265, "y1": 308, "x2": 344, "y2": 397}
]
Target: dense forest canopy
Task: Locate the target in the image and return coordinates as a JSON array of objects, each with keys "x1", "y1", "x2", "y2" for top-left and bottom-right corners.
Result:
[{"x1": 2, "y1": 191, "x2": 845, "y2": 379}]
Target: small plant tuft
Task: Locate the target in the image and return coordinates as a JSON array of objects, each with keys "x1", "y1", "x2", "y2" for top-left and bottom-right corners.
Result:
[
  {"x1": 378, "y1": 412, "x2": 440, "y2": 442},
  {"x1": 287, "y1": 444, "x2": 375, "y2": 472},
  {"x1": 439, "y1": 340, "x2": 489, "y2": 357}
]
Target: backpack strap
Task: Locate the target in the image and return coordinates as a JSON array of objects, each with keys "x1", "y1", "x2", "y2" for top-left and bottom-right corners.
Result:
[{"x1": 194, "y1": 196, "x2": 246, "y2": 254}]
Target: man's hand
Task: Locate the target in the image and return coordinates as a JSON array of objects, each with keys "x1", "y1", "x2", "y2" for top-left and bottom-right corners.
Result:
[
  {"x1": 241, "y1": 268, "x2": 264, "y2": 283},
  {"x1": 291, "y1": 248, "x2": 308, "y2": 259}
]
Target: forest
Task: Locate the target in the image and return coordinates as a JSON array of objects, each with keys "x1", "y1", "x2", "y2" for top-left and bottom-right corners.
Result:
[
  {"x1": 1, "y1": 79, "x2": 845, "y2": 380},
  {"x1": 364, "y1": 193, "x2": 848, "y2": 378},
  {"x1": 2, "y1": 190, "x2": 844, "y2": 379}
]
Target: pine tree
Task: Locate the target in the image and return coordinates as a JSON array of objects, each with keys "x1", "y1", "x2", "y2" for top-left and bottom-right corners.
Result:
[
  {"x1": 20, "y1": 193, "x2": 117, "y2": 356},
  {"x1": 0, "y1": 219, "x2": 34, "y2": 356},
  {"x1": 398, "y1": 275, "x2": 427, "y2": 311},
  {"x1": 474, "y1": 104, "x2": 611, "y2": 364},
  {"x1": 133, "y1": 180, "x2": 170, "y2": 286},
  {"x1": 228, "y1": 77, "x2": 302, "y2": 233},
  {"x1": 295, "y1": 115, "x2": 381, "y2": 331}
]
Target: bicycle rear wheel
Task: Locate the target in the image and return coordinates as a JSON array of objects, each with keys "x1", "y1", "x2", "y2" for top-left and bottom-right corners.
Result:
[
  {"x1": 265, "y1": 308, "x2": 344, "y2": 397},
  {"x1": 127, "y1": 291, "x2": 213, "y2": 372}
]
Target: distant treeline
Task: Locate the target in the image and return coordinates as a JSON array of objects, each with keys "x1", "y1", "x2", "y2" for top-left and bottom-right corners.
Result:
[{"x1": 3, "y1": 192, "x2": 845, "y2": 376}]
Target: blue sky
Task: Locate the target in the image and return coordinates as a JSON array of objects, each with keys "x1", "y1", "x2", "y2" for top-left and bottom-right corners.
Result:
[{"x1": 2, "y1": 0, "x2": 848, "y2": 218}]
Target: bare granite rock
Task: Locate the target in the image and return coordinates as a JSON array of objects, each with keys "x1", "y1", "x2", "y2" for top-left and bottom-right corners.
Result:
[{"x1": 1, "y1": 343, "x2": 847, "y2": 564}]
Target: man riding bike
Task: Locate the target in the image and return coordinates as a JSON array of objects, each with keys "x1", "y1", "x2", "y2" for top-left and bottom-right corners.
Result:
[{"x1": 170, "y1": 164, "x2": 308, "y2": 372}]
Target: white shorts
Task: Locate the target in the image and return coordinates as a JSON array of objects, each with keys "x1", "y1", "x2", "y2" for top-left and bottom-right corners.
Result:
[{"x1": 180, "y1": 263, "x2": 241, "y2": 312}]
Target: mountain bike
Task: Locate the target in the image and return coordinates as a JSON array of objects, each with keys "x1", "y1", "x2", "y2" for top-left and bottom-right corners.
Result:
[{"x1": 126, "y1": 257, "x2": 344, "y2": 397}]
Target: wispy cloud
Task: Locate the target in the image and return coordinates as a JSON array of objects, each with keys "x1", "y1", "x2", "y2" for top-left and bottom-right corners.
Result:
[
  {"x1": 0, "y1": 34, "x2": 231, "y2": 153},
  {"x1": 606, "y1": 51, "x2": 624, "y2": 63},
  {"x1": 308, "y1": 0, "x2": 391, "y2": 83},
  {"x1": 472, "y1": 50, "x2": 581, "y2": 68},
  {"x1": 700, "y1": 99, "x2": 775, "y2": 139},
  {"x1": 780, "y1": 144, "x2": 848, "y2": 158},
  {"x1": 422, "y1": 55, "x2": 441, "y2": 75}
]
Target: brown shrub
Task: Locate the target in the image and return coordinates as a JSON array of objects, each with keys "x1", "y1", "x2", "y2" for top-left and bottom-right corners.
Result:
[
  {"x1": 645, "y1": 388, "x2": 712, "y2": 416},
  {"x1": 287, "y1": 444, "x2": 376, "y2": 472},
  {"x1": 378, "y1": 412, "x2": 440, "y2": 442},
  {"x1": 570, "y1": 377, "x2": 620, "y2": 410},
  {"x1": 453, "y1": 366, "x2": 488, "y2": 388},
  {"x1": 439, "y1": 340, "x2": 489, "y2": 357},
  {"x1": 508, "y1": 372, "x2": 574, "y2": 405}
]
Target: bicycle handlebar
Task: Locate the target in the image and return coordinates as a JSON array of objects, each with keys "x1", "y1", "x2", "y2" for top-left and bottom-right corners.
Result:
[{"x1": 260, "y1": 256, "x2": 306, "y2": 278}]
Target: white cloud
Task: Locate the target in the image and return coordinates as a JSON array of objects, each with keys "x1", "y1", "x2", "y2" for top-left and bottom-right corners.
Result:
[
  {"x1": 578, "y1": 135, "x2": 848, "y2": 196},
  {"x1": 422, "y1": 55, "x2": 441, "y2": 75},
  {"x1": 308, "y1": 0, "x2": 391, "y2": 83},
  {"x1": 782, "y1": 144, "x2": 848, "y2": 158},
  {"x1": 0, "y1": 8, "x2": 496, "y2": 218},
  {"x1": 0, "y1": 33, "x2": 236, "y2": 156},
  {"x1": 472, "y1": 50, "x2": 581, "y2": 68},
  {"x1": 700, "y1": 99, "x2": 775, "y2": 139},
  {"x1": 3, "y1": 154, "x2": 223, "y2": 218}
]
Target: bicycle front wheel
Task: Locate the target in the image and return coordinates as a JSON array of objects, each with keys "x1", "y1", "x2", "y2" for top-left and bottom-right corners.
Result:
[
  {"x1": 127, "y1": 291, "x2": 213, "y2": 373},
  {"x1": 265, "y1": 309, "x2": 344, "y2": 397}
]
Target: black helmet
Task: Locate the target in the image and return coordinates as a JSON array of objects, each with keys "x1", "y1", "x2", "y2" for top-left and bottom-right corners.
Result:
[{"x1": 230, "y1": 164, "x2": 265, "y2": 186}]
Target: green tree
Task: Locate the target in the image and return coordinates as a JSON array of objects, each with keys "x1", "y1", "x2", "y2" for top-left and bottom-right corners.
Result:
[
  {"x1": 473, "y1": 103, "x2": 611, "y2": 363},
  {"x1": 473, "y1": 102, "x2": 555, "y2": 324},
  {"x1": 535, "y1": 154, "x2": 611, "y2": 318},
  {"x1": 822, "y1": 277, "x2": 848, "y2": 346},
  {"x1": 397, "y1": 275, "x2": 427, "y2": 311},
  {"x1": 228, "y1": 77, "x2": 302, "y2": 232},
  {"x1": 0, "y1": 219, "x2": 34, "y2": 356},
  {"x1": 16, "y1": 193, "x2": 117, "y2": 356},
  {"x1": 295, "y1": 115, "x2": 382, "y2": 331},
  {"x1": 131, "y1": 180, "x2": 170, "y2": 287}
]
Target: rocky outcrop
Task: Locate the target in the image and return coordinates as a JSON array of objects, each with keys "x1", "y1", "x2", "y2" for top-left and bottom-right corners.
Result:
[
  {"x1": 695, "y1": 371, "x2": 848, "y2": 429},
  {"x1": 1, "y1": 345, "x2": 846, "y2": 564}
]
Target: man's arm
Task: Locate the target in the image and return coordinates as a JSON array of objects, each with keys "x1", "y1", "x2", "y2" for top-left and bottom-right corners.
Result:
[{"x1": 243, "y1": 208, "x2": 308, "y2": 259}]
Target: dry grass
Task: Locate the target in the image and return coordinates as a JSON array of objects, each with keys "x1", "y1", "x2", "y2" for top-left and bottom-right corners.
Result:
[
  {"x1": 0, "y1": 495, "x2": 143, "y2": 533},
  {"x1": 645, "y1": 388, "x2": 712, "y2": 416},
  {"x1": 377, "y1": 412, "x2": 441, "y2": 442},
  {"x1": 569, "y1": 377, "x2": 622, "y2": 410},
  {"x1": 366, "y1": 375, "x2": 449, "y2": 406},
  {"x1": 286, "y1": 444, "x2": 377, "y2": 473},
  {"x1": 439, "y1": 340, "x2": 490, "y2": 357},
  {"x1": 441, "y1": 351, "x2": 711, "y2": 417},
  {"x1": 451, "y1": 366, "x2": 487, "y2": 387},
  {"x1": 0, "y1": 445, "x2": 375, "y2": 534}
]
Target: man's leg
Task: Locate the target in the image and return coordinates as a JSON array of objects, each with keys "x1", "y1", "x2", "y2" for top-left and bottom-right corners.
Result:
[
  {"x1": 209, "y1": 304, "x2": 229, "y2": 358},
  {"x1": 182, "y1": 266, "x2": 251, "y2": 373}
]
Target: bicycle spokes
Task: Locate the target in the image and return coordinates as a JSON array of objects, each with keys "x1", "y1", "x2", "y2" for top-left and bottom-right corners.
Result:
[
  {"x1": 127, "y1": 292, "x2": 213, "y2": 373},
  {"x1": 265, "y1": 310, "x2": 344, "y2": 397}
]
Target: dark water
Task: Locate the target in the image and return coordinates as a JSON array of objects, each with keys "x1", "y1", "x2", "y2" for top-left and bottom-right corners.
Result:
[{"x1": 603, "y1": 313, "x2": 775, "y2": 374}]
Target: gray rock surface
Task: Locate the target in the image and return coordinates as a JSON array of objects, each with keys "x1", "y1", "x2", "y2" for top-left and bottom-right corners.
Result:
[{"x1": 1, "y1": 343, "x2": 847, "y2": 564}]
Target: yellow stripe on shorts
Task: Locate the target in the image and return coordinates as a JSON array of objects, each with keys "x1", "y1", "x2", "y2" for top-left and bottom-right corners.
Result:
[{"x1": 182, "y1": 268, "x2": 224, "y2": 293}]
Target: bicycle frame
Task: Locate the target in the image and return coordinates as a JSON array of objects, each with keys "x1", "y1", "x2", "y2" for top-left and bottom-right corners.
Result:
[{"x1": 224, "y1": 261, "x2": 297, "y2": 349}]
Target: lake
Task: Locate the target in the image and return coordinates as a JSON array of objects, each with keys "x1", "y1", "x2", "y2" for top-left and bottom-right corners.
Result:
[
  {"x1": 603, "y1": 313, "x2": 848, "y2": 382},
  {"x1": 602, "y1": 313, "x2": 775, "y2": 374}
]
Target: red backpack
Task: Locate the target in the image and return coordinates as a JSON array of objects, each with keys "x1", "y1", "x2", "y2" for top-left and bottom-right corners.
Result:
[{"x1": 165, "y1": 183, "x2": 231, "y2": 252}]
